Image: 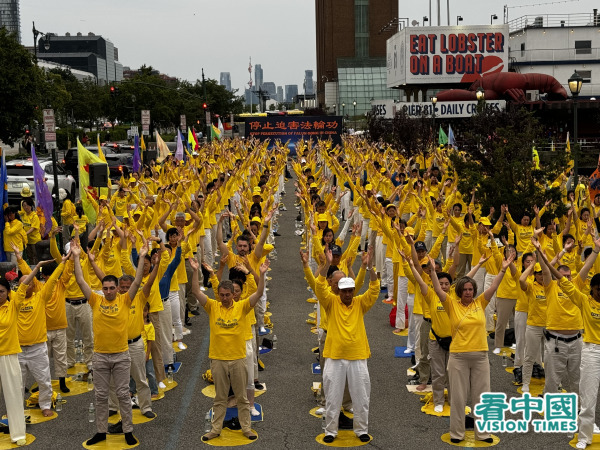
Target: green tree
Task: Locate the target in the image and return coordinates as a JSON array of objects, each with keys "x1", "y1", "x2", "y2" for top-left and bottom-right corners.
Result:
[{"x1": 0, "y1": 28, "x2": 43, "y2": 145}]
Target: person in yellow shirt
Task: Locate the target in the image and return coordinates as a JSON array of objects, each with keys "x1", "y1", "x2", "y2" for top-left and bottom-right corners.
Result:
[
  {"x1": 430, "y1": 253, "x2": 513, "y2": 444},
  {"x1": 0, "y1": 277, "x2": 27, "y2": 446},
  {"x1": 3, "y1": 206, "x2": 24, "y2": 264},
  {"x1": 16, "y1": 256, "x2": 66, "y2": 417},
  {"x1": 19, "y1": 198, "x2": 40, "y2": 264},
  {"x1": 60, "y1": 189, "x2": 76, "y2": 245},
  {"x1": 189, "y1": 257, "x2": 267, "y2": 442},
  {"x1": 72, "y1": 240, "x2": 147, "y2": 448},
  {"x1": 315, "y1": 248, "x2": 379, "y2": 444}
]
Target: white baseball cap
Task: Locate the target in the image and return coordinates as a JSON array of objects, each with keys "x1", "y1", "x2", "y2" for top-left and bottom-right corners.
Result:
[{"x1": 338, "y1": 277, "x2": 356, "y2": 290}]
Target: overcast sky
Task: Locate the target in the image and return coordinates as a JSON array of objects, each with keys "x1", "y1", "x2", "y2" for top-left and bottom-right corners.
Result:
[{"x1": 20, "y1": 0, "x2": 598, "y2": 95}]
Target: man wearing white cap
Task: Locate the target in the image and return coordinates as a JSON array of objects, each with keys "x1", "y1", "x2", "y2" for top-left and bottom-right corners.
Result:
[{"x1": 315, "y1": 247, "x2": 379, "y2": 444}]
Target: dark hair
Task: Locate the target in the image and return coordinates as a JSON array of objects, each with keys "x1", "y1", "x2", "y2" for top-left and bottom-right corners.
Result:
[
  {"x1": 236, "y1": 235, "x2": 250, "y2": 246},
  {"x1": 165, "y1": 227, "x2": 179, "y2": 241},
  {"x1": 76, "y1": 205, "x2": 84, "y2": 218},
  {"x1": 455, "y1": 276, "x2": 478, "y2": 298},
  {"x1": 580, "y1": 207, "x2": 590, "y2": 219},
  {"x1": 218, "y1": 280, "x2": 234, "y2": 293},
  {"x1": 590, "y1": 273, "x2": 600, "y2": 289},
  {"x1": 437, "y1": 272, "x2": 452, "y2": 284},
  {"x1": 563, "y1": 234, "x2": 575, "y2": 245},
  {"x1": 102, "y1": 275, "x2": 119, "y2": 286},
  {"x1": 452, "y1": 203, "x2": 463, "y2": 211},
  {"x1": 41, "y1": 262, "x2": 58, "y2": 277},
  {"x1": 230, "y1": 278, "x2": 245, "y2": 291},
  {"x1": 0, "y1": 278, "x2": 11, "y2": 299},
  {"x1": 521, "y1": 252, "x2": 534, "y2": 272},
  {"x1": 321, "y1": 228, "x2": 334, "y2": 246},
  {"x1": 119, "y1": 274, "x2": 135, "y2": 284},
  {"x1": 22, "y1": 198, "x2": 34, "y2": 208},
  {"x1": 584, "y1": 247, "x2": 593, "y2": 260},
  {"x1": 228, "y1": 267, "x2": 247, "y2": 282}
]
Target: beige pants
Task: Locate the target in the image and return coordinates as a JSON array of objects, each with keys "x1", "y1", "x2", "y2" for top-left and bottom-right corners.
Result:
[
  {"x1": 0, "y1": 354, "x2": 26, "y2": 443},
  {"x1": 483, "y1": 274, "x2": 497, "y2": 332},
  {"x1": 66, "y1": 301, "x2": 94, "y2": 370},
  {"x1": 93, "y1": 351, "x2": 132, "y2": 433},
  {"x1": 19, "y1": 342, "x2": 53, "y2": 410},
  {"x1": 455, "y1": 253, "x2": 472, "y2": 280},
  {"x1": 210, "y1": 358, "x2": 251, "y2": 434},
  {"x1": 522, "y1": 325, "x2": 544, "y2": 387},
  {"x1": 494, "y1": 297, "x2": 516, "y2": 349},
  {"x1": 417, "y1": 319, "x2": 431, "y2": 384},
  {"x1": 159, "y1": 298, "x2": 174, "y2": 365},
  {"x1": 544, "y1": 333, "x2": 581, "y2": 395},
  {"x1": 513, "y1": 311, "x2": 527, "y2": 367},
  {"x1": 429, "y1": 339, "x2": 449, "y2": 407},
  {"x1": 149, "y1": 311, "x2": 165, "y2": 382},
  {"x1": 109, "y1": 339, "x2": 152, "y2": 414},
  {"x1": 47, "y1": 328, "x2": 68, "y2": 378},
  {"x1": 448, "y1": 351, "x2": 490, "y2": 441}
]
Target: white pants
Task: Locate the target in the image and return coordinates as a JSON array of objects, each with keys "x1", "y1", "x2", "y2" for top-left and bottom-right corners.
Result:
[
  {"x1": 360, "y1": 218, "x2": 370, "y2": 249},
  {"x1": 375, "y1": 236, "x2": 384, "y2": 275},
  {"x1": 385, "y1": 258, "x2": 394, "y2": 297},
  {"x1": 203, "y1": 229, "x2": 214, "y2": 267},
  {"x1": 424, "y1": 230, "x2": 433, "y2": 251},
  {"x1": 245, "y1": 339, "x2": 255, "y2": 390},
  {"x1": 578, "y1": 342, "x2": 600, "y2": 446},
  {"x1": 159, "y1": 298, "x2": 174, "y2": 365},
  {"x1": 66, "y1": 301, "x2": 94, "y2": 370},
  {"x1": 513, "y1": 311, "x2": 527, "y2": 367},
  {"x1": 544, "y1": 334, "x2": 581, "y2": 395},
  {"x1": 395, "y1": 276, "x2": 409, "y2": 329},
  {"x1": 483, "y1": 273, "x2": 497, "y2": 332},
  {"x1": 522, "y1": 325, "x2": 545, "y2": 387},
  {"x1": 19, "y1": 342, "x2": 52, "y2": 410},
  {"x1": 323, "y1": 359, "x2": 370, "y2": 437},
  {"x1": 407, "y1": 307, "x2": 420, "y2": 355},
  {"x1": 47, "y1": 328, "x2": 68, "y2": 378},
  {"x1": 169, "y1": 290, "x2": 183, "y2": 341},
  {"x1": 472, "y1": 267, "x2": 487, "y2": 302},
  {"x1": 0, "y1": 354, "x2": 26, "y2": 443}
]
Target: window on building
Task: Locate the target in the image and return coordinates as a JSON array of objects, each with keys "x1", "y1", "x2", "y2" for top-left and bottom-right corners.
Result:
[
  {"x1": 520, "y1": 43, "x2": 525, "y2": 57},
  {"x1": 578, "y1": 70, "x2": 592, "y2": 83},
  {"x1": 575, "y1": 40, "x2": 592, "y2": 55},
  {"x1": 354, "y1": 0, "x2": 369, "y2": 58}
]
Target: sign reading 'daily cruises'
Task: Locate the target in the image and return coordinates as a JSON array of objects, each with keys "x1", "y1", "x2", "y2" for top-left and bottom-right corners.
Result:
[{"x1": 387, "y1": 25, "x2": 509, "y2": 86}]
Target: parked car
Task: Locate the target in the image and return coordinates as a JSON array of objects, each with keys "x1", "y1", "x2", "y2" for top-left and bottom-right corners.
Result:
[
  {"x1": 6, "y1": 159, "x2": 76, "y2": 205},
  {"x1": 106, "y1": 153, "x2": 134, "y2": 181}
]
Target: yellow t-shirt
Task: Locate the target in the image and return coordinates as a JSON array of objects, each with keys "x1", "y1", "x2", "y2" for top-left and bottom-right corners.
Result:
[
  {"x1": 525, "y1": 280, "x2": 547, "y2": 327},
  {"x1": 425, "y1": 289, "x2": 451, "y2": 340},
  {"x1": 126, "y1": 291, "x2": 147, "y2": 340},
  {"x1": 0, "y1": 297, "x2": 23, "y2": 356},
  {"x1": 89, "y1": 292, "x2": 132, "y2": 354},
  {"x1": 204, "y1": 298, "x2": 252, "y2": 360},
  {"x1": 558, "y1": 278, "x2": 600, "y2": 344},
  {"x1": 442, "y1": 289, "x2": 489, "y2": 353},
  {"x1": 72, "y1": 215, "x2": 89, "y2": 236},
  {"x1": 544, "y1": 279, "x2": 583, "y2": 331},
  {"x1": 20, "y1": 210, "x2": 41, "y2": 244},
  {"x1": 3, "y1": 219, "x2": 24, "y2": 252},
  {"x1": 315, "y1": 275, "x2": 379, "y2": 360},
  {"x1": 142, "y1": 322, "x2": 155, "y2": 356}
]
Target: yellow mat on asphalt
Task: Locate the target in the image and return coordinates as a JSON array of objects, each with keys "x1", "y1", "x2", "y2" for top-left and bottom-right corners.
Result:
[
  {"x1": 202, "y1": 429, "x2": 258, "y2": 447},
  {"x1": 82, "y1": 434, "x2": 139, "y2": 449},
  {"x1": 0, "y1": 434, "x2": 35, "y2": 449},
  {"x1": 440, "y1": 431, "x2": 499, "y2": 447},
  {"x1": 315, "y1": 431, "x2": 371, "y2": 447}
]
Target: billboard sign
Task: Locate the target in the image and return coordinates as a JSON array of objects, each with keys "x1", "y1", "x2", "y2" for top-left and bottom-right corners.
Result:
[
  {"x1": 387, "y1": 25, "x2": 509, "y2": 86},
  {"x1": 397, "y1": 100, "x2": 506, "y2": 118},
  {"x1": 370, "y1": 100, "x2": 397, "y2": 119},
  {"x1": 244, "y1": 116, "x2": 342, "y2": 154}
]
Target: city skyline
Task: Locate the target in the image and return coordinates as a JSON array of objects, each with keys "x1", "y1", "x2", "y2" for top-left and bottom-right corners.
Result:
[{"x1": 16, "y1": 0, "x2": 600, "y2": 95}]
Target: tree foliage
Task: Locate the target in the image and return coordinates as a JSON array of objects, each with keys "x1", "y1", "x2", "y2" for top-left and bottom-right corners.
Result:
[{"x1": 0, "y1": 28, "x2": 42, "y2": 145}]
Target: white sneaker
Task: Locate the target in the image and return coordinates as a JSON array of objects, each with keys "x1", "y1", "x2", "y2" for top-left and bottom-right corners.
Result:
[
  {"x1": 594, "y1": 423, "x2": 600, "y2": 434},
  {"x1": 510, "y1": 344, "x2": 517, "y2": 350},
  {"x1": 251, "y1": 407, "x2": 260, "y2": 416},
  {"x1": 434, "y1": 405, "x2": 444, "y2": 413},
  {"x1": 576, "y1": 441, "x2": 588, "y2": 449},
  {"x1": 159, "y1": 381, "x2": 166, "y2": 389},
  {"x1": 493, "y1": 348, "x2": 501, "y2": 354},
  {"x1": 315, "y1": 407, "x2": 325, "y2": 415},
  {"x1": 177, "y1": 342, "x2": 186, "y2": 350},
  {"x1": 182, "y1": 328, "x2": 191, "y2": 336},
  {"x1": 404, "y1": 348, "x2": 413, "y2": 354},
  {"x1": 521, "y1": 384, "x2": 529, "y2": 393}
]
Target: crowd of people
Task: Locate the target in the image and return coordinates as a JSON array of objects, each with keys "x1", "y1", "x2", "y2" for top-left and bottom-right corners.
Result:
[
  {"x1": 1, "y1": 135, "x2": 600, "y2": 449},
  {"x1": 0, "y1": 140, "x2": 285, "y2": 447},
  {"x1": 294, "y1": 138, "x2": 600, "y2": 449}
]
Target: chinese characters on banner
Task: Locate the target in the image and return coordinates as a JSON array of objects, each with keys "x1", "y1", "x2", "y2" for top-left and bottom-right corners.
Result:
[{"x1": 244, "y1": 116, "x2": 343, "y2": 152}]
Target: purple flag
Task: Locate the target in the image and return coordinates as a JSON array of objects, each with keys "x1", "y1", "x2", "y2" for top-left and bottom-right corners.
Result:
[
  {"x1": 175, "y1": 130, "x2": 184, "y2": 161},
  {"x1": 31, "y1": 146, "x2": 53, "y2": 236},
  {"x1": 133, "y1": 135, "x2": 141, "y2": 173}
]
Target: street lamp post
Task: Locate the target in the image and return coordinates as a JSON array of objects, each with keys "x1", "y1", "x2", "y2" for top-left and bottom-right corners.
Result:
[
  {"x1": 568, "y1": 71, "x2": 583, "y2": 187},
  {"x1": 456, "y1": 16, "x2": 463, "y2": 26},
  {"x1": 476, "y1": 87, "x2": 485, "y2": 113},
  {"x1": 432, "y1": 96, "x2": 437, "y2": 147},
  {"x1": 491, "y1": 14, "x2": 498, "y2": 24},
  {"x1": 353, "y1": 100, "x2": 357, "y2": 130},
  {"x1": 32, "y1": 21, "x2": 50, "y2": 61}
]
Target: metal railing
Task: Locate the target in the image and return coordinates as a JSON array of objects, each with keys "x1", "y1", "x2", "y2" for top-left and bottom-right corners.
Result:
[
  {"x1": 509, "y1": 47, "x2": 600, "y2": 63},
  {"x1": 508, "y1": 13, "x2": 599, "y2": 33}
]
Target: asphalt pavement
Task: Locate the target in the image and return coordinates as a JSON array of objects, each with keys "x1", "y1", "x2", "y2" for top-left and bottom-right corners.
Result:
[{"x1": 7, "y1": 177, "x2": 597, "y2": 449}]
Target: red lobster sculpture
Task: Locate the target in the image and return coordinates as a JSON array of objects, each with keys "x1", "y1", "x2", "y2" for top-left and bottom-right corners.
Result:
[{"x1": 435, "y1": 72, "x2": 568, "y2": 102}]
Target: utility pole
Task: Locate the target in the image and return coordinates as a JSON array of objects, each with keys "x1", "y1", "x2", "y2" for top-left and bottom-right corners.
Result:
[{"x1": 202, "y1": 68, "x2": 211, "y2": 142}]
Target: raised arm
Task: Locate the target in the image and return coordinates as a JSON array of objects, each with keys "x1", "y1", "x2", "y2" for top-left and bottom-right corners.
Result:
[
  {"x1": 248, "y1": 260, "x2": 270, "y2": 307},
  {"x1": 189, "y1": 258, "x2": 209, "y2": 306},
  {"x1": 128, "y1": 242, "x2": 148, "y2": 299},
  {"x1": 71, "y1": 244, "x2": 93, "y2": 300},
  {"x1": 216, "y1": 212, "x2": 230, "y2": 257},
  {"x1": 429, "y1": 258, "x2": 447, "y2": 302},
  {"x1": 483, "y1": 254, "x2": 515, "y2": 302}
]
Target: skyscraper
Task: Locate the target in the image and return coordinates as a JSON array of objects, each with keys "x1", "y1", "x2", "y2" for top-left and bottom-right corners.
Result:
[
  {"x1": 219, "y1": 72, "x2": 232, "y2": 91},
  {"x1": 254, "y1": 64, "x2": 263, "y2": 89},
  {"x1": 261, "y1": 82, "x2": 277, "y2": 97},
  {"x1": 304, "y1": 70, "x2": 314, "y2": 95},
  {"x1": 277, "y1": 86, "x2": 284, "y2": 103},
  {"x1": 315, "y1": 0, "x2": 398, "y2": 111},
  {"x1": 0, "y1": 0, "x2": 21, "y2": 43},
  {"x1": 285, "y1": 85, "x2": 299, "y2": 103}
]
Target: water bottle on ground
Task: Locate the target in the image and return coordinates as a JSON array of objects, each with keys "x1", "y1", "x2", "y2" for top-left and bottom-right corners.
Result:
[
  {"x1": 204, "y1": 411, "x2": 212, "y2": 433},
  {"x1": 272, "y1": 334, "x2": 278, "y2": 350},
  {"x1": 88, "y1": 403, "x2": 95, "y2": 423},
  {"x1": 322, "y1": 414, "x2": 326, "y2": 432},
  {"x1": 167, "y1": 367, "x2": 174, "y2": 384},
  {"x1": 502, "y1": 356, "x2": 508, "y2": 367},
  {"x1": 55, "y1": 393, "x2": 62, "y2": 412},
  {"x1": 87, "y1": 373, "x2": 94, "y2": 391}
]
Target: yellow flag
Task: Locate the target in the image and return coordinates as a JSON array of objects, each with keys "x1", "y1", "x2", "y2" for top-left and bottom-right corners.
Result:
[
  {"x1": 97, "y1": 134, "x2": 107, "y2": 162},
  {"x1": 141, "y1": 135, "x2": 146, "y2": 151}
]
